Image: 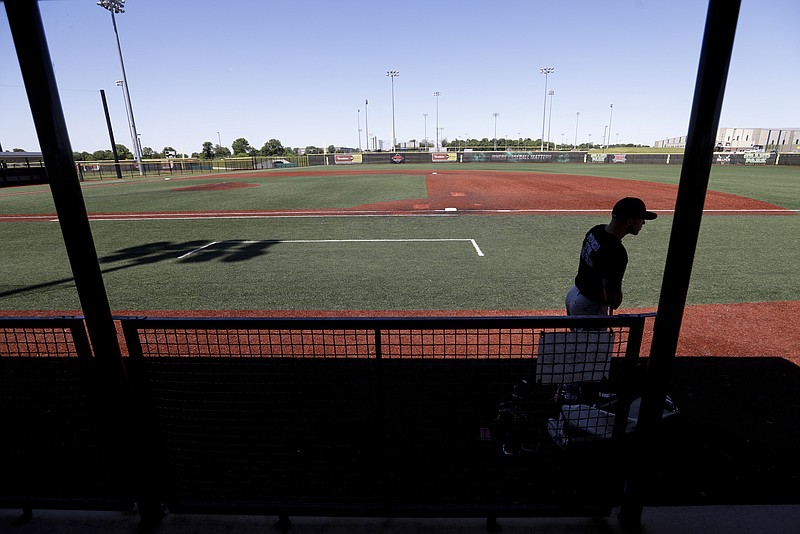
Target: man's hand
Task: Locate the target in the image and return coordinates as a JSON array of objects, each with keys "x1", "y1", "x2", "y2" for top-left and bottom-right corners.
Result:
[{"x1": 604, "y1": 289, "x2": 623, "y2": 310}]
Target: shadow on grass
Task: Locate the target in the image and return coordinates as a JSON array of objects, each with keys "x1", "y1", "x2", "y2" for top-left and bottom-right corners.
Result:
[
  {"x1": 0, "y1": 240, "x2": 278, "y2": 299},
  {"x1": 101, "y1": 239, "x2": 279, "y2": 264}
]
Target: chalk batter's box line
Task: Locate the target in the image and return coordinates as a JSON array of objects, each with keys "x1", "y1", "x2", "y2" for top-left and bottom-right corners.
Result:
[{"x1": 178, "y1": 238, "x2": 486, "y2": 260}]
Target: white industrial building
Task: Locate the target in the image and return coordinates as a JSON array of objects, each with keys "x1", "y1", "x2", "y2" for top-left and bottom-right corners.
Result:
[{"x1": 655, "y1": 128, "x2": 800, "y2": 152}]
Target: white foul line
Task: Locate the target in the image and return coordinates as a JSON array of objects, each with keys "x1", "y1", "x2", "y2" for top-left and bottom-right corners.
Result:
[
  {"x1": 178, "y1": 238, "x2": 485, "y2": 259},
  {"x1": 39, "y1": 207, "x2": 800, "y2": 223}
]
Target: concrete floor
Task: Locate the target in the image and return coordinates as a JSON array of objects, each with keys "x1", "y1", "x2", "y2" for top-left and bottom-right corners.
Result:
[{"x1": 3, "y1": 505, "x2": 800, "y2": 534}]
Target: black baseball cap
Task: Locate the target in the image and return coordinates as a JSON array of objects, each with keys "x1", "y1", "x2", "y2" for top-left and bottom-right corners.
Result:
[{"x1": 612, "y1": 197, "x2": 658, "y2": 220}]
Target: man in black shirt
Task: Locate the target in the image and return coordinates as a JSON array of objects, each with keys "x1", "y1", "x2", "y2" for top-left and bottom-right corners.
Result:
[{"x1": 566, "y1": 197, "x2": 657, "y2": 315}]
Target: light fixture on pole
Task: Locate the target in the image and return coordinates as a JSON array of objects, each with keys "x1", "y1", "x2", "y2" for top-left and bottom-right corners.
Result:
[
  {"x1": 98, "y1": 0, "x2": 142, "y2": 175},
  {"x1": 433, "y1": 91, "x2": 441, "y2": 150},
  {"x1": 607, "y1": 103, "x2": 614, "y2": 150},
  {"x1": 386, "y1": 70, "x2": 399, "y2": 151},
  {"x1": 539, "y1": 66, "x2": 554, "y2": 151},
  {"x1": 493, "y1": 112, "x2": 499, "y2": 151},
  {"x1": 574, "y1": 112, "x2": 580, "y2": 148},
  {"x1": 423, "y1": 113, "x2": 428, "y2": 150}
]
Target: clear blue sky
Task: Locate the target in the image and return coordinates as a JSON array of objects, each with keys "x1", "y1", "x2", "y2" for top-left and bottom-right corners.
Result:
[{"x1": 1, "y1": 0, "x2": 798, "y2": 154}]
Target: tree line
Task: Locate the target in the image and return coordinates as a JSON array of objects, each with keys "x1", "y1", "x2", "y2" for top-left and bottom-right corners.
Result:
[
  {"x1": 70, "y1": 138, "x2": 332, "y2": 161},
  {"x1": 22, "y1": 136, "x2": 649, "y2": 162}
]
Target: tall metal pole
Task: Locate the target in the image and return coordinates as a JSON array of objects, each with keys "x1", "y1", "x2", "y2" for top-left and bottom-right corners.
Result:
[
  {"x1": 100, "y1": 89, "x2": 123, "y2": 179},
  {"x1": 607, "y1": 103, "x2": 614, "y2": 149},
  {"x1": 547, "y1": 90, "x2": 554, "y2": 150},
  {"x1": 100, "y1": 2, "x2": 143, "y2": 175},
  {"x1": 423, "y1": 113, "x2": 428, "y2": 150},
  {"x1": 433, "y1": 91, "x2": 441, "y2": 150},
  {"x1": 539, "y1": 67, "x2": 554, "y2": 151},
  {"x1": 364, "y1": 99, "x2": 369, "y2": 152},
  {"x1": 116, "y1": 80, "x2": 134, "y2": 158},
  {"x1": 619, "y1": 0, "x2": 742, "y2": 525},
  {"x1": 493, "y1": 112, "x2": 499, "y2": 151},
  {"x1": 357, "y1": 108, "x2": 362, "y2": 151},
  {"x1": 386, "y1": 70, "x2": 399, "y2": 151},
  {"x1": 574, "y1": 111, "x2": 580, "y2": 148}
]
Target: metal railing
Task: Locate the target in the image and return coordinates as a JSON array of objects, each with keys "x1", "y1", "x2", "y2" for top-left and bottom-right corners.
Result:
[{"x1": 2, "y1": 314, "x2": 653, "y2": 521}]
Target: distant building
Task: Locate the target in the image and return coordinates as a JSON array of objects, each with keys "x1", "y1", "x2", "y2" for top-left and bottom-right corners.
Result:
[
  {"x1": 655, "y1": 128, "x2": 800, "y2": 152},
  {"x1": 655, "y1": 135, "x2": 688, "y2": 148}
]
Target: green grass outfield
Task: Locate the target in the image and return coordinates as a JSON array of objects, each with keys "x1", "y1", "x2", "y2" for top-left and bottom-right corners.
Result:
[{"x1": 0, "y1": 163, "x2": 797, "y2": 312}]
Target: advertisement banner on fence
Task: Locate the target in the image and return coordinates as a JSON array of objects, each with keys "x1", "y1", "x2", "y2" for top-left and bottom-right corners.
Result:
[
  {"x1": 432, "y1": 152, "x2": 457, "y2": 163},
  {"x1": 499, "y1": 152, "x2": 553, "y2": 163},
  {"x1": 334, "y1": 154, "x2": 363, "y2": 165},
  {"x1": 743, "y1": 152, "x2": 770, "y2": 165}
]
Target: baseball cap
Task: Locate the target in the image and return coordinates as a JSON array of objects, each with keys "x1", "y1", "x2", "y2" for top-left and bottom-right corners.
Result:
[{"x1": 612, "y1": 197, "x2": 658, "y2": 220}]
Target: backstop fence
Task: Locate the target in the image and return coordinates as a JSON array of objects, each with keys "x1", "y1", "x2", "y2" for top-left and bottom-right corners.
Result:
[{"x1": 2, "y1": 313, "x2": 658, "y2": 521}]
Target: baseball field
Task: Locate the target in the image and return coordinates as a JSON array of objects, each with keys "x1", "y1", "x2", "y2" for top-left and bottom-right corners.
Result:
[{"x1": 1, "y1": 162, "x2": 798, "y2": 362}]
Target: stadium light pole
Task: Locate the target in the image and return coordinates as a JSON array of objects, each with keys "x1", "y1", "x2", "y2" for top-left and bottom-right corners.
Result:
[
  {"x1": 98, "y1": 0, "x2": 142, "y2": 175},
  {"x1": 539, "y1": 66, "x2": 554, "y2": 151},
  {"x1": 607, "y1": 103, "x2": 614, "y2": 150},
  {"x1": 547, "y1": 90, "x2": 555, "y2": 151},
  {"x1": 115, "y1": 80, "x2": 134, "y2": 156},
  {"x1": 493, "y1": 112, "x2": 499, "y2": 151},
  {"x1": 433, "y1": 91, "x2": 441, "y2": 150},
  {"x1": 357, "y1": 108, "x2": 362, "y2": 151},
  {"x1": 364, "y1": 99, "x2": 369, "y2": 152},
  {"x1": 574, "y1": 111, "x2": 580, "y2": 148},
  {"x1": 386, "y1": 70, "x2": 399, "y2": 151},
  {"x1": 423, "y1": 113, "x2": 428, "y2": 150}
]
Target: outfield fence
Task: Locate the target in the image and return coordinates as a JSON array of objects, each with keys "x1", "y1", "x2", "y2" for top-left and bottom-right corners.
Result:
[
  {"x1": 2, "y1": 314, "x2": 663, "y2": 523},
  {"x1": 308, "y1": 150, "x2": 800, "y2": 166},
  {"x1": 71, "y1": 156, "x2": 309, "y2": 181},
  {"x1": 4, "y1": 150, "x2": 796, "y2": 188},
  {"x1": 75, "y1": 159, "x2": 213, "y2": 181}
]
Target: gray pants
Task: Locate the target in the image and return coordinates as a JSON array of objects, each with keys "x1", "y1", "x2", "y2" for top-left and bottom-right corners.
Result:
[{"x1": 565, "y1": 285, "x2": 609, "y2": 316}]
